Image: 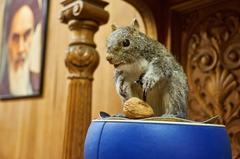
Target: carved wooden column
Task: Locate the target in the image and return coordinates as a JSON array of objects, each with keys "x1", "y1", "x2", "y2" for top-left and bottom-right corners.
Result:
[{"x1": 59, "y1": 0, "x2": 109, "y2": 159}]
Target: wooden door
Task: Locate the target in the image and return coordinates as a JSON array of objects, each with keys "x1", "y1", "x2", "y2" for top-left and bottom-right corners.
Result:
[{"x1": 170, "y1": 0, "x2": 240, "y2": 158}]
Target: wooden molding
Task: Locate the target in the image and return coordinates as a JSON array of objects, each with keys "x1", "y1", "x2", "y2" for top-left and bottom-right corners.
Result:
[{"x1": 124, "y1": 0, "x2": 158, "y2": 40}]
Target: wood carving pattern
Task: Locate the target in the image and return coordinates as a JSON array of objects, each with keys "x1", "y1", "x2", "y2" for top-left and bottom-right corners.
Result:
[
  {"x1": 186, "y1": 11, "x2": 240, "y2": 159},
  {"x1": 66, "y1": 43, "x2": 99, "y2": 79}
]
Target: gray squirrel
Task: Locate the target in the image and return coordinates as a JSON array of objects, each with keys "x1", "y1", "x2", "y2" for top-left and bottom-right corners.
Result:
[{"x1": 106, "y1": 19, "x2": 188, "y2": 118}]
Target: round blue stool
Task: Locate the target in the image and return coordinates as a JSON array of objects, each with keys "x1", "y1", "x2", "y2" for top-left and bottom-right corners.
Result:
[{"x1": 84, "y1": 120, "x2": 231, "y2": 159}]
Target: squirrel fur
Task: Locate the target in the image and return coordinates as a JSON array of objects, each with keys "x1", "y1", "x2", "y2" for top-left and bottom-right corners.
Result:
[{"x1": 106, "y1": 19, "x2": 188, "y2": 118}]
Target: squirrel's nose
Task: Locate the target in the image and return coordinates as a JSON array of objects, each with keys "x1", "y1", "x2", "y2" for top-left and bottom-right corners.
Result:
[{"x1": 106, "y1": 55, "x2": 113, "y2": 63}]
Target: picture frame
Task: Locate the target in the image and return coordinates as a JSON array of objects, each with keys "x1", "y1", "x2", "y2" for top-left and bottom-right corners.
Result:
[{"x1": 0, "y1": 0, "x2": 48, "y2": 99}]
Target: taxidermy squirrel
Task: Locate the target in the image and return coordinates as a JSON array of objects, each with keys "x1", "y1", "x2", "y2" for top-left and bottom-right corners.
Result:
[{"x1": 106, "y1": 19, "x2": 188, "y2": 118}]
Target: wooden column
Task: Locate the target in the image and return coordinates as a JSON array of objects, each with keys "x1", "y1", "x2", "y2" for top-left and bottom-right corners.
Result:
[{"x1": 59, "y1": 0, "x2": 109, "y2": 159}]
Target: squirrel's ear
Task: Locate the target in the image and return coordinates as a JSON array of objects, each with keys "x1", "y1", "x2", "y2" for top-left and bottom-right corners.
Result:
[
  {"x1": 111, "y1": 24, "x2": 117, "y2": 31},
  {"x1": 131, "y1": 18, "x2": 139, "y2": 30}
]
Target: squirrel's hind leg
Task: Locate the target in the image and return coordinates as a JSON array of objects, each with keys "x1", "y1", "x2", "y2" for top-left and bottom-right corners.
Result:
[{"x1": 160, "y1": 89, "x2": 187, "y2": 119}]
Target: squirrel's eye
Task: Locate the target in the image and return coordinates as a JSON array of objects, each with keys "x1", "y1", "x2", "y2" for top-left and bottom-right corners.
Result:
[{"x1": 122, "y1": 39, "x2": 130, "y2": 47}]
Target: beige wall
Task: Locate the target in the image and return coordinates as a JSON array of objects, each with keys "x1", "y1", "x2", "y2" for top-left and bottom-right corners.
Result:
[{"x1": 0, "y1": 0, "x2": 145, "y2": 159}]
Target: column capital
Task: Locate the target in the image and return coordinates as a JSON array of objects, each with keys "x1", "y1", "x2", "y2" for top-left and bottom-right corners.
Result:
[{"x1": 60, "y1": 0, "x2": 109, "y2": 25}]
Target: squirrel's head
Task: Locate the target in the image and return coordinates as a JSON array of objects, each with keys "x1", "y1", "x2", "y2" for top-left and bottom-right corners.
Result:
[{"x1": 106, "y1": 19, "x2": 145, "y2": 69}]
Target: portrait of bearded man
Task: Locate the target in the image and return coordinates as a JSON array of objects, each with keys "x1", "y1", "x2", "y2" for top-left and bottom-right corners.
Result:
[{"x1": 0, "y1": 0, "x2": 45, "y2": 98}]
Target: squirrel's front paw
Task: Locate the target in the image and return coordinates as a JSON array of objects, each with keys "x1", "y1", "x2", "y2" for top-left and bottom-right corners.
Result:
[
  {"x1": 142, "y1": 76, "x2": 158, "y2": 92},
  {"x1": 119, "y1": 83, "x2": 130, "y2": 99}
]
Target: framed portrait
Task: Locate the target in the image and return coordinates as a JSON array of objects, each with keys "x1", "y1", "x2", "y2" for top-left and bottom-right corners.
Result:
[{"x1": 0, "y1": 0, "x2": 48, "y2": 99}]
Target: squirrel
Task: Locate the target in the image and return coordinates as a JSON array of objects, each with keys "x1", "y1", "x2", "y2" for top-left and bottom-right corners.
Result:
[{"x1": 106, "y1": 19, "x2": 188, "y2": 118}]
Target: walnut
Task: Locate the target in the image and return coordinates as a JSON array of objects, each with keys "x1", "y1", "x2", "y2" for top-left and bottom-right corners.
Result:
[{"x1": 123, "y1": 97, "x2": 154, "y2": 119}]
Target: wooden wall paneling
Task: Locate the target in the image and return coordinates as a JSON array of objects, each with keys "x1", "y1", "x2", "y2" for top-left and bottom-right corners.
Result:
[
  {"x1": 0, "y1": 0, "x2": 69, "y2": 158},
  {"x1": 170, "y1": 0, "x2": 240, "y2": 158}
]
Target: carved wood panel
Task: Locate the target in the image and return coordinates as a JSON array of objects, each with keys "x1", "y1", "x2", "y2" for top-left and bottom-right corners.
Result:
[{"x1": 171, "y1": 1, "x2": 240, "y2": 158}]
